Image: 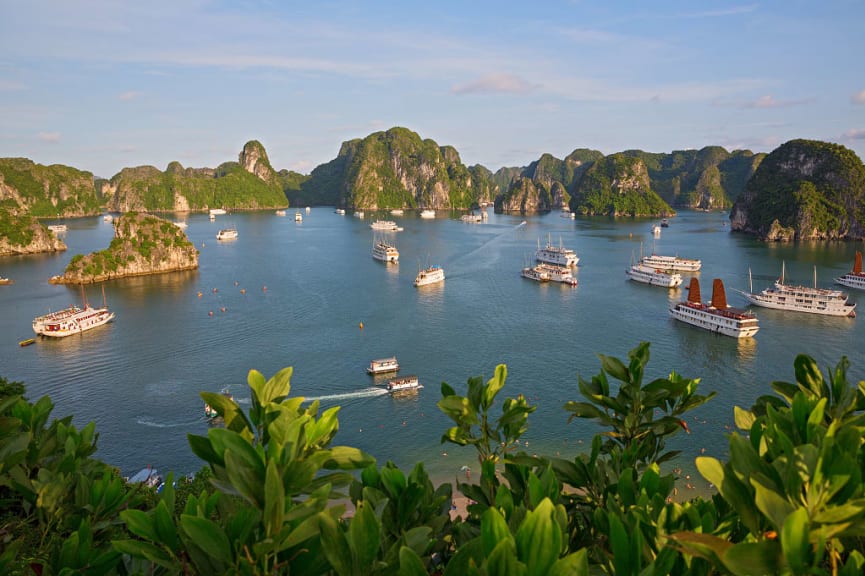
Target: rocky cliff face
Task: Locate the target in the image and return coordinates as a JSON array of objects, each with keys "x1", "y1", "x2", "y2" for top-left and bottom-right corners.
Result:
[
  {"x1": 53, "y1": 212, "x2": 198, "y2": 284},
  {"x1": 299, "y1": 127, "x2": 494, "y2": 210},
  {"x1": 0, "y1": 209, "x2": 67, "y2": 255},
  {"x1": 730, "y1": 139, "x2": 865, "y2": 240},
  {"x1": 105, "y1": 141, "x2": 286, "y2": 213},
  {"x1": 0, "y1": 158, "x2": 101, "y2": 218},
  {"x1": 570, "y1": 155, "x2": 673, "y2": 216}
]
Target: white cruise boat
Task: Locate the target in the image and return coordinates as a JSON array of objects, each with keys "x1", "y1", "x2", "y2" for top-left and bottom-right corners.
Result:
[
  {"x1": 420, "y1": 209, "x2": 436, "y2": 219},
  {"x1": 295, "y1": 212, "x2": 303, "y2": 222},
  {"x1": 414, "y1": 265, "x2": 445, "y2": 287},
  {"x1": 103, "y1": 214, "x2": 114, "y2": 222},
  {"x1": 626, "y1": 263, "x2": 683, "y2": 288},
  {"x1": 536, "y1": 263, "x2": 577, "y2": 286},
  {"x1": 372, "y1": 240, "x2": 399, "y2": 263},
  {"x1": 835, "y1": 252, "x2": 865, "y2": 291},
  {"x1": 370, "y1": 220, "x2": 403, "y2": 232},
  {"x1": 461, "y1": 213, "x2": 483, "y2": 223},
  {"x1": 33, "y1": 290, "x2": 115, "y2": 338},
  {"x1": 670, "y1": 278, "x2": 759, "y2": 338},
  {"x1": 640, "y1": 253, "x2": 701, "y2": 272},
  {"x1": 367, "y1": 357, "x2": 400, "y2": 375},
  {"x1": 652, "y1": 224, "x2": 662, "y2": 236},
  {"x1": 216, "y1": 228, "x2": 238, "y2": 240},
  {"x1": 174, "y1": 221, "x2": 188, "y2": 229},
  {"x1": 354, "y1": 211, "x2": 365, "y2": 219},
  {"x1": 47, "y1": 224, "x2": 67, "y2": 233},
  {"x1": 521, "y1": 265, "x2": 551, "y2": 283},
  {"x1": 390, "y1": 209, "x2": 404, "y2": 216},
  {"x1": 536, "y1": 235, "x2": 579, "y2": 267},
  {"x1": 335, "y1": 208, "x2": 346, "y2": 215},
  {"x1": 275, "y1": 209, "x2": 286, "y2": 216},
  {"x1": 386, "y1": 375, "x2": 423, "y2": 394},
  {"x1": 209, "y1": 208, "x2": 227, "y2": 216},
  {"x1": 738, "y1": 263, "x2": 856, "y2": 317}
]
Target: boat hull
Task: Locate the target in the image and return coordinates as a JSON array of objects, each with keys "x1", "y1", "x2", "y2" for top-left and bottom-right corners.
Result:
[
  {"x1": 835, "y1": 274, "x2": 865, "y2": 291},
  {"x1": 414, "y1": 267, "x2": 445, "y2": 286},
  {"x1": 669, "y1": 303, "x2": 759, "y2": 338},
  {"x1": 33, "y1": 307, "x2": 115, "y2": 337},
  {"x1": 626, "y1": 264, "x2": 683, "y2": 288},
  {"x1": 740, "y1": 291, "x2": 855, "y2": 317}
]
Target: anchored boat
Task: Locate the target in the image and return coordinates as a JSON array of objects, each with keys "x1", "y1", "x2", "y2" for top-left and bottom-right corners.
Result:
[
  {"x1": 738, "y1": 263, "x2": 856, "y2": 317},
  {"x1": 670, "y1": 278, "x2": 759, "y2": 338},
  {"x1": 835, "y1": 251, "x2": 865, "y2": 291}
]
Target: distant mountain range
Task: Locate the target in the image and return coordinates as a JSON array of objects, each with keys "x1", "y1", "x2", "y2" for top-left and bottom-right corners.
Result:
[{"x1": 1, "y1": 128, "x2": 864, "y2": 240}]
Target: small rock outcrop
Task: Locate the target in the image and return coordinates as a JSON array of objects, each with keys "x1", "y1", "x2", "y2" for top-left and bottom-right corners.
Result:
[
  {"x1": 0, "y1": 208, "x2": 67, "y2": 255},
  {"x1": 51, "y1": 212, "x2": 198, "y2": 284}
]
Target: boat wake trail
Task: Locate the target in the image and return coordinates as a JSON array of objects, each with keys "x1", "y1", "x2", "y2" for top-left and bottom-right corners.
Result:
[
  {"x1": 448, "y1": 221, "x2": 529, "y2": 272},
  {"x1": 303, "y1": 387, "x2": 389, "y2": 403},
  {"x1": 136, "y1": 417, "x2": 202, "y2": 428}
]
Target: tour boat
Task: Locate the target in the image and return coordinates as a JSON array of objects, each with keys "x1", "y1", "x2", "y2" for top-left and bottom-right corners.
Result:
[
  {"x1": 306, "y1": 206, "x2": 311, "y2": 214},
  {"x1": 367, "y1": 357, "x2": 400, "y2": 375},
  {"x1": 390, "y1": 209, "x2": 404, "y2": 216},
  {"x1": 209, "y1": 208, "x2": 227, "y2": 216},
  {"x1": 174, "y1": 221, "x2": 188, "y2": 229},
  {"x1": 835, "y1": 252, "x2": 865, "y2": 291},
  {"x1": 275, "y1": 209, "x2": 286, "y2": 216},
  {"x1": 414, "y1": 264, "x2": 445, "y2": 287},
  {"x1": 738, "y1": 263, "x2": 856, "y2": 317},
  {"x1": 354, "y1": 211, "x2": 365, "y2": 219},
  {"x1": 461, "y1": 213, "x2": 483, "y2": 223},
  {"x1": 370, "y1": 220, "x2": 403, "y2": 232},
  {"x1": 536, "y1": 235, "x2": 579, "y2": 267},
  {"x1": 536, "y1": 263, "x2": 577, "y2": 286},
  {"x1": 216, "y1": 228, "x2": 238, "y2": 240},
  {"x1": 335, "y1": 208, "x2": 346, "y2": 215},
  {"x1": 372, "y1": 240, "x2": 400, "y2": 263},
  {"x1": 626, "y1": 262, "x2": 683, "y2": 288},
  {"x1": 0, "y1": 275, "x2": 12, "y2": 285},
  {"x1": 652, "y1": 224, "x2": 662, "y2": 235},
  {"x1": 204, "y1": 387, "x2": 234, "y2": 419},
  {"x1": 640, "y1": 253, "x2": 702, "y2": 272},
  {"x1": 660, "y1": 218, "x2": 670, "y2": 228},
  {"x1": 32, "y1": 289, "x2": 115, "y2": 338},
  {"x1": 521, "y1": 265, "x2": 551, "y2": 283},
  {"x1": 103, "y1": 214, "x2": 114, "y2": 222},
  {"x1": 295, "y1": 212, "x2": 303, "y2": 222},
  {"x1": 386, "y1": 375, "x2": 423, "y2": 394},
  {"x1": 670, "y1": 278, "x2": 759, "y2": 338},
  {"x1": 48, "y1": 224, "x2": 67, "y2": 233},
  {"x1": 420, "y1": 209, "x2": 436, "y2": 219},
  {"x1": 209, "y1": 214, "x2": 216, "y2": 221}
]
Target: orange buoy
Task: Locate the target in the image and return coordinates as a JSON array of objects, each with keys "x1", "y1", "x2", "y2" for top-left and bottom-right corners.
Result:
[
  {"x1": 240, "y1": 288, "x2": 246, "y2": 294},
  {"x1": 359, "y1": 321, "x2": 364, "y2": 330},
  {"x1": 208, "y1": 311, "x2": 213, "y2": 316}
]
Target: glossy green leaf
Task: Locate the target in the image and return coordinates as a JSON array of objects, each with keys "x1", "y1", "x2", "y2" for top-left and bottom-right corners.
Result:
[
  {"x1": 120, "y1": 509, "x2": 157, "y2": 542},
  {"x1": 481, "y1": 507, "x2": 511, "y2": 556},
  {"x1": 548, "y1": 548, "x2": 588, "y2": 576},
  {"x1": 180, "y1": 515, "x2": 233, "y2": 564},
  {"x1": 399, "y1": 545, "x2": 429, "y2": 576},
  {"x1": 319, "y1": 513, "x2": 352, "y2": 576},
  {"x1": 482, "y1": 364, "x2": 507, "y2": 410},
  {"x1": 516, "y1": 499, "x2": 559, "y2": 576},
  {"x1": 153, "y1": 500, "x2": 179, "y2": 552},
  {"x1": 112, "y1": 540, "x2": 175, "y2": 569},
  {"x1": 224, "y1": 449, "x2": 264, "y2": 508},
  {"x1": 263, "y1": 459, "x2": 284, "y2": 537},
  {"x1": 486, "y1": 538, "x2": 524, "y2": 576},
  {"x1": 262, "y1": 366, "x2": 293, "y2": 404},
  {"x1": 781, "y1": 507, "x2": 810, "y2": 573},
  {"x1": 722, "y1": 541, "x2": 781, "y2": 576},
  {"x1": 752, "y1": 475, "x2": 794, "y2": 530},
  {"x1": 608, "y1": 513, "x2": 632, "y2": 576},
  {"x1": 733, "y1": 406, "x2": 756, "y2": 431},
  {"x1": 599, "y1": 354, "x2": 629, "y2": 383},
  {"x1": 349, "y1": 500, "x2": 380, "y2": 569}
]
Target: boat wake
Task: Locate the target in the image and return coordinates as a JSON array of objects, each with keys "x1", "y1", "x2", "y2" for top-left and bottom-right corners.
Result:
[
  {"x1": 136, "y1": 417, "x2": 202, "y2": 428},
  {"x1": 303, "y1": 387, "x2": 389, "y2": 403},
  {"x1": 448, "y1": 220, "x2": 531, "y2": 273}
]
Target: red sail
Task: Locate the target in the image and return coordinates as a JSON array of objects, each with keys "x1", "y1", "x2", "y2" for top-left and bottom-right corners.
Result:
[
  {"x1": 854, "y1": 251, "x2": 863, "y2": 275},
  {"x1": 711, "y1": 279, "x2": 728, "y2": 309},
  {"x1": 687, "y1": 278, "x2": 701, "y2": 304}
]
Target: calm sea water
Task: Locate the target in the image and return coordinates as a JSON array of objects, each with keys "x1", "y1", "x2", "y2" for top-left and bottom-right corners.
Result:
[{"x1": 1, "y1": 210, "x2": 863, "y2": 489}]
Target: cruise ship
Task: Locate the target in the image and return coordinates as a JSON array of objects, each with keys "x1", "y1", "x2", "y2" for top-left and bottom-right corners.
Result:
[
  {"x1": 420, "y1": 209, "x2": 436, "y2": 219},
  {"x1": 367, "y1": 357, "x2": 400, "y2": 375},
  {"x1": 47, "y1": 224, "x2": 67, "y2": 233},
  {"x1": 386, "y1": 375, "x2": 423, "y2": 394},
  {"x1": 536, "y1": 236, "x2": 579, "y2": 267},
  {"x1": 372, "y1": 240, "x2": 399, "y2": 263},
  {"x1": 738, "y1": 264, "x2": 856, "y2": 317},
  {"x1": 209, "y1": 208, "x2": 227, "y2": 216},
  {"x1": 33, "y1": 292, "x2": 115, "y2": 338},
  {"x1": 640, "y1": 253, "x2": 701, "y2": 272},
  {"x1": 670, "y1": 278, "x2": 759, "y2": 338},
  {"x1": 521, "y1": 265, "x2": 551, "y2": 283},
  {"x1": 835, "y1": 252, "x2": 865, "y2": 291},
  {"x1": 370, "y1": 220, "x2": 403, "y2": 232},
  {"x1": 216, "y1": 228, "x2": 238, "y2": 240},
  {"x1": 414, "y1": 264, "x2": 445, "y2": 287},
  {"x1": 536, "y1": 263, "x2": 577, "y2": 286},
  {"x1": 626, "y1": 263, "x2": 683, "y2": 288}
]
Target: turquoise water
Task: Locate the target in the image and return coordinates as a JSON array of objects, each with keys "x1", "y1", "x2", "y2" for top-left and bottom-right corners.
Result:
[{"x1": 1, "y1": 210, "x2": 863, "y2": 490}]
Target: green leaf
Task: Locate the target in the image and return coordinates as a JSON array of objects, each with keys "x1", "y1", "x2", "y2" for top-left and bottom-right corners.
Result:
[
  {"x1": 319, "y1": 513, "x2": 352, "y2": 576},
  {"x1": 263, "y1": 459, "x2": 284, "y2": 537},
  {"x1": 599, "y1": 354, "x2": 630, "y2": 383},
  {"x1": 224, "y1": 449, "x2": 264, "y2": 508},
  {"x1": 112, "y1": 540, "x2": 175, "y2": 569},
  {"x1": 608, "y1": 514, "x2": 632, "y2": 576},
  {"x1": 349, "y1": 501, "x2": 380, "y2": 569},
  {"x1": 399, "y1": 545, "x2": 429, "y2": 576},
  {"x1": 781, "y1": 508, "x2": 810, "y2": 573},
  {"x1": 262, "y1": 366, "x2": 293, "y2": 404},
  {"x1": 548, "y1": 549, "x2": 588, "y2": 576},
  {"x1": 482, "y1": 364, "x2": 508, "y2": 410},
  {"x1": 722, "y1": 541, "x2": 781, "y2": 576},
  {"x1": 120, "y1": 509, "x2": 157, "y2": 542},
  {"x1": 793, "y1": 354, "x2": 823, "y2": 397},
  {"x1": 481, "y1": 507, "x2": 512, "y2": 557},
  {"x1": 515, "y1": 499, "x2": 559, "y2": 576},
  {"x1": 733, "y1": 406, "x2": 756, "y2": 430},
  {"x1": 486, "y1": 538, "x2": 525, "y2": 576},
  {"x1": 752, "y1": 475, "x2": 794, "y2": 530},
  {"x1": 180, "y1": 515, "x2": 233, "y2": 564},
  {"x1": 153, "y1": 500, "x2": 179, "y2": 552}
]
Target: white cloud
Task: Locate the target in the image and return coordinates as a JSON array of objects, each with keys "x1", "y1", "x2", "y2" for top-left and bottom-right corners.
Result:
[
  {"x1": 119, "y1": 91, "x2": 141, "y2": 101},
  {"x1": 738, "y1": 95, "x2": 812, "y2": 109},
  {"x1": 852, "y1": 90, "x2": 865, "y2": 105},
  {"x1": 844, "y1": 128, "x2": 865, "y2": 140},
  {"x1": 37, "y1": 131, "x2": 61, "y2": 143},
  {"x1": 451, "y1": 74, "x2": 535, "y2": 95}
]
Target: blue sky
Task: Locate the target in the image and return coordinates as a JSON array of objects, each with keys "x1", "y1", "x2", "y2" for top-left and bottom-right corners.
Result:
[{"x1": 1, "y1": 0, "x2": 864, "y2": 178}]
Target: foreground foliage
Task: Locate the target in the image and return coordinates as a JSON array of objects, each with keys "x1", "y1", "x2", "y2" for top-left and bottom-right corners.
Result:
[{"x1": 1, "y1": 343, "x2": 864, "y2": 574}]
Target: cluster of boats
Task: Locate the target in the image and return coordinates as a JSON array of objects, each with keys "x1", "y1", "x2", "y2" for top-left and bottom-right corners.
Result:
[
  {"x1": 521, "y1": 236, "x2": 579, "y2": 286},
  {"x1": 366, "y1": 357, "x2": 423, "y2": 394}
]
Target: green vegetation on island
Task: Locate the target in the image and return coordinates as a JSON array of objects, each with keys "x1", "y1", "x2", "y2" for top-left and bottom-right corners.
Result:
[
  {"x1": 569, "y1": 153, "x2": 674, "y2": 216},
  {"x1": 730, "y1": 139, "x2": 865, "y2": 240},
  {"x1": 3, "y1": 343, "x2": 864, "y2": 574},
  {"x1": 57, "y1": 212, "x2": 197, "y2": 284},
  {"x1": 0, "y1": 157, "x2": 102, "y2": 217},
  {"x1": 0, "y1": 207, "x2": 67, "y2": 255}
]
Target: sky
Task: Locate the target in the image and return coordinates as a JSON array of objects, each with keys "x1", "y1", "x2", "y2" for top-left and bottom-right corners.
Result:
[{"x1": 1, "y1": 0, "x2": 864, "y2": 179}]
